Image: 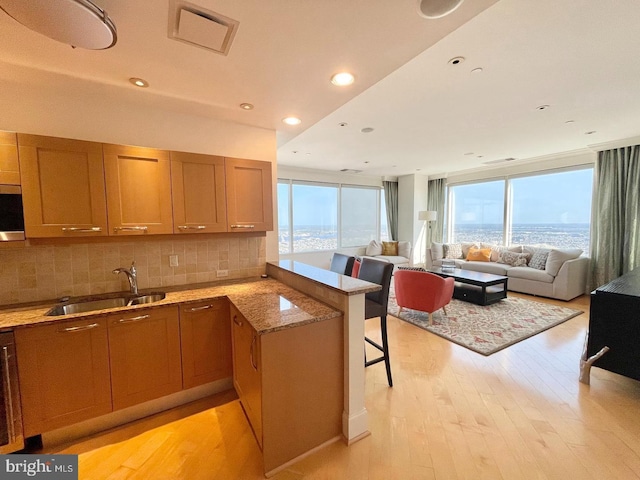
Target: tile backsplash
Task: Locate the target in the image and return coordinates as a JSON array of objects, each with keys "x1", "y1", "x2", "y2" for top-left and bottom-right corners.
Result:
[{"x1": 0, "y1": 236, "x2": 266, "y2": 306}]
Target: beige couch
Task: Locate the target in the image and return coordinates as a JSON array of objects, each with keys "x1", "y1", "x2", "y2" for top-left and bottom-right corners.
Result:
[
  {"x1": 360, "y1": 240, "x2": 411, "y2": 272},
  {"x1": 427, "y1": 242, "x2": 589, "y2": 301}
]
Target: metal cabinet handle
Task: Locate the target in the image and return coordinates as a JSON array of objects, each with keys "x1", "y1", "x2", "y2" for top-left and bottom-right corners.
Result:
[
  {"x1": 230, "y1": 224, "x2": 255, "y2": 229},
  {"x1": 61, "y1": 227, "x2": 102, "y2": 233},
  {"x1": 232, "y1": 315, "x2": 243, "y2": 327},
  {"x1": 59, "y1": 323, "x2": 100, "y2": 333},
  {"x1": 117, "y1": 314, "x2": 150, "y2": 324},
  {"x1": 2, "y1": 346, "x2": 16, "y2": 443},
  {"x1": 113, "y1": 226, "x2": 148, "y2": 232},
  {"x1": 188, "y1": 304, "x2": 213, "y2": 312},
  {"x1": 250, "y1": 335, "x2": 258, "y2": 371},
  {"x1": 178, "y1": 225, "x2": 206, "y2": 230}
]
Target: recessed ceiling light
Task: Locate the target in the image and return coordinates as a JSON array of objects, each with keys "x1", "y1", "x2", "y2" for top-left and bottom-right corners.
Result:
[
  {"x1": 338, "y1": 122, "x2": 348, "y2": 127},
  {"x1": 364, "y1": 161, "x2": 370, "y2": 164},
  {"x1": 477, "y1": 155, "x2": 484, "y2": 158},
  {"x1": 240, "y1": 103, "x2": 254, "y2": 110},
  {"x1": 331, "y1": 72, "x2": 355, "y2": 86},
  {"x1": 464, "y1": 152, "x2": 474, "y2": 156},
  {"x1": 129, "y1": 77, "x2": 149, "y2": 88},
  {"x1": 448, "y1": 56, "x2": 465, "y2": 66},
  {"x1": 292, "y1": 151, "x2": 298, "y2": 154},
  {"x1": 470, "y1": 67, "x2": 483, "y2": 74},
  {"x1": 360, "y1": 127, "x2": 375, "y2": 133},
  {"x1": 418, "y1": 0, "x2": 464, "y2": 19},
  {"x1": 565, "y1": 120, "x2": 575, "y2": 124},
  {"x1": 282, "y1": 116, "x2": 302, "y2": 126},
  {"x1": 585, "y1": 131, "x2": 597, "y2": 135},
  {"x1": 536, "y1": 104, "x2": 550, "y2": 110},
  {"x1": 305, "y1": 153, "x2": 311, "y2": 156}
]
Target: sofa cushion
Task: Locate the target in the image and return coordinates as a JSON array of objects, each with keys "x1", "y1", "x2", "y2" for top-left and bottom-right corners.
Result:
[
  {"x1": 365, "y1": 240, "x2": 383, "y2": 256},
  {"x1": 462, "y1": 261, "x2": 510, "y2": 275},
  {"x1": 484, "y1": 244, "x2": 522, "y2": 262},
  {"x1": 431, "y1": 242, "x2": 444, "y2": 261},
  {"x1": 376, "y1": 255, "x2": 409, "y2": 265},
  {"x1": 508, "y1": 266, "x2": 554, "y2": 283},
  {"x1": 382, "y1": 241, "x2": 399, "y2": 256},
  {"x1": 498, "y1": 250, "x2": 530, "y2": 267},
  {"x1": 397, "y1": 241, "x2": 411, "y2": 259},
  {"x1": 443, "y1": 243, "x2": 463, "y2": 259},
  {"x1": 545, "y1": 248, "x2": 583, "y2": 276},
  {"x1": 466, "y1": 247, "x2": 491, "y2": 262},
  {"x1": 528, "y1": 248, "x2": 551, "y2": 270},
  {"x1": 461, "y1": 242, "x2": 479, "y2": 258}
]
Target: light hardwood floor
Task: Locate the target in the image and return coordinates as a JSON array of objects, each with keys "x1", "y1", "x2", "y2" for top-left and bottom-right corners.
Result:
[{"x1": 44, "y1": 293, "x2": 640, "y2": 479}]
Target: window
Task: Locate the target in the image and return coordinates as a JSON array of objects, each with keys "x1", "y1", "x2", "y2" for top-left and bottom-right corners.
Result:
[
  {"x1": 278, "y1": 180, "x2": 384, "y2": 253},
  {"x1": 510, "y1": 168, "x2": 593, "y2": 251},
  {"x1": 341, "y1": 186, "x2": 379, "y2": 247},
  {"x1": 380, "y1": 193, "x2": 389, "y2": 242},
  {"x1": 446, "y1": 166, "x2": 594, "y2": 251},
  {"x1": 448, "y1": 180, "x2": 505, "y2": 244}
]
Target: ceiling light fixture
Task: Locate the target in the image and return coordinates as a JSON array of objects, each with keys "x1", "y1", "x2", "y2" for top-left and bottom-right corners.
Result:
[
  {"x1": 585, "y1": 131, "x2": 597, "y2": 135},
  {"x1": 448, "y1": 56, "x2": 465, "y2": 66},
  {"x1": 536, "y1": 104, "x2": 550, "y2": 110},
  {"x1": 417, "y1": 0, "x2": 464, "y2": 19},
  {"x1": 0, "y1": 0, "x2": 117, "y2": 49},
  {"x1": 240, "y1": 103, "x2": 254, "y2": 110},
  {"x1": 338, "y1": 122, "x2": 348, "y2": 127},
  {"x1": 565, "y1": 120, "x2": 575, "y2": 124},
  {"x1": 129, "y1": 77, "x2": 149, "y2": 88},
  {"x1": 282, "y1": 116, "x2": 302, "y2": 126},
  {"x1": 360, "y1": 127, "x2": 375, "y2": 133},
  {"x1": 331, "y1": 72, "x2": 355, "y2": 86},
  {"x1": 471, "y1": 67, "x2": 483, "y2": 74}
]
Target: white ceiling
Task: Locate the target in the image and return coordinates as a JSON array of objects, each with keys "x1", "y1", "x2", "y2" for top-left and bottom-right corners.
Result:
[{"x1": 1, "y1": 0, "x2": 639, "y2": 178}]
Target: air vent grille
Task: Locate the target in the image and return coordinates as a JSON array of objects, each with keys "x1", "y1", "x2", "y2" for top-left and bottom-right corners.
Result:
[{"x1": 169, "y1": 0, "x2": 239, "y2": 55}]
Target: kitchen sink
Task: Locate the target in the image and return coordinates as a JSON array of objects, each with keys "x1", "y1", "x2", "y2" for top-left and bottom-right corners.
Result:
[{"x1": 46, "y1": 292, "x2": 166, "y2": 316}]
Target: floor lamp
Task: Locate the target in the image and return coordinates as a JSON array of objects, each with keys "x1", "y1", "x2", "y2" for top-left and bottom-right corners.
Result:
[{"x1": 418, "y1": 210, "x2": 437, "y2": 267}]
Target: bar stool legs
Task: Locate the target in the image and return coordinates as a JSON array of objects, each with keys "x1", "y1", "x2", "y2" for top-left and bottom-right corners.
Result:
[{"x1": 365, "y1": 314, "x2": 393, "y2": 387}]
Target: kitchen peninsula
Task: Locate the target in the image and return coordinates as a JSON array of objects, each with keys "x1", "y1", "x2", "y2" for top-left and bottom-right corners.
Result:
[{"x1": 0, "y1": 268, "x2": 378, "y2": 477}]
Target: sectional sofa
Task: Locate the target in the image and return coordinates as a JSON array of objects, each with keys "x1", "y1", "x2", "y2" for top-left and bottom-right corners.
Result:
[{"x1": 427, "y1": 242, "x2": 589, "y2": 301}]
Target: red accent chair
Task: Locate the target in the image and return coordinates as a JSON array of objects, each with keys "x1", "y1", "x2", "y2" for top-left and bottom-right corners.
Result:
[
  {"x1": 351, "y1": 258, "x2": 361, "y2": 278},
  {"x1": 394, "y1": 269, "x2": 455, "y2": 326}
]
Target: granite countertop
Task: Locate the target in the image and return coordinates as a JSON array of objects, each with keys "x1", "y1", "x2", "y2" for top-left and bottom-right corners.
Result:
[{"x1": 0, "y1": 277, "x2": 341, "y2": 335}]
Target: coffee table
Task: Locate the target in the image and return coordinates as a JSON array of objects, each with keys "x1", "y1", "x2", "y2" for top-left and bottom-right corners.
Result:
[{"x1": 427, "y1": 267, "x2": 508, "y2": 306}]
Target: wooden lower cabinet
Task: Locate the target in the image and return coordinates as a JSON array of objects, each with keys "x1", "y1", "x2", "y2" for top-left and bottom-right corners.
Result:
[
  {"x1": 180, "y1": 299, "x2": 232, "y2": 389},
  {"x1": 107, "y1": 306, "x2": 182, "y2": 410},
  {"x1": 15, "y1": 318, "x2": 112, "y2": 437},
  {"x1": 231, "y1": 305, "x2": 344, "y2": 475}
]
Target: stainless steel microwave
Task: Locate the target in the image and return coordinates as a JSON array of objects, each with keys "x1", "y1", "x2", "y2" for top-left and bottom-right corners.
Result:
[{"x1": 0, "y1": 185, "x2": 25, "y2": 241}]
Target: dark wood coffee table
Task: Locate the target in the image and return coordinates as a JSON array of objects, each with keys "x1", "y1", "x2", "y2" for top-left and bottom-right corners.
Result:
[{"x1": 427, "y1": 267, "x2": 508, "y2": 306}]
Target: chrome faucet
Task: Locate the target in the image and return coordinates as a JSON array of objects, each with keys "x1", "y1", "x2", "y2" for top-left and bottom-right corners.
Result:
[{"x1": 113, "y1": 261, "x2": 138, "y2": 295}]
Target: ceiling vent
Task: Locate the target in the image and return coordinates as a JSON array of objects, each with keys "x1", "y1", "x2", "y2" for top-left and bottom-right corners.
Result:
[
  {"x1": 340, "y1": 169, "x2": 362, "y2": 174},
  {"x1": 482, "y1": 157, "x2": 517, "y2": 166},
  {"x1": 168, "y1": 1, "x2": 239, "y2": 55}
]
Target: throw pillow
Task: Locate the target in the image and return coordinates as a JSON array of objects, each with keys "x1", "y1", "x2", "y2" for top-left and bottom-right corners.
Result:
[
  {"x1": 545, "y1": 248, "x2": 583, "y2": 276},
  {"x1": 466, "y1": 247, "x2": 492, "y2": 262},
  {"x1": 498, "y1": 250, "x2": 530, "y2": 267},
  {"x1": 381, "y1": 241, "x2": 399, "y2": 256},
  {"x1": 443, "y1": 243, "x2": 463, "y2": 259},
  {"x1": 529, "y1": 248, "x2": 551, "y2": 270},
  {"x1": 365, "y1": 240, "x2": 383, "y2": 256},
  {"x1": 431, "y1": 242, "x2": 444, "y2": 261},
  {"x1": 461, "y1": 242, "x2": 479, "y2": 258}
]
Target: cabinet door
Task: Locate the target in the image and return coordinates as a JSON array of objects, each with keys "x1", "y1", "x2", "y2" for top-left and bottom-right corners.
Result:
[
  {"x1": 230, "y1": 305, "x2": 262, "y2": 447},
  {"x1": 108, "y1": 306, "x2": 182, "y2": 410},
  {"x1": 170, "y1": 152, "x2": 227, "y2": 234},
  {"x1": 15, "y1": 318, "x2": 112, "y2": 437},
  {"x1": 0, "y1": 131, "x2": 20, "y2": 185},
  {"x1": 180, "y1": 299, "x2": 232, "y2": 389},
  {"x1": 225, "y1": 157, "x2": 273, "y2": 232},
  {"x1": 18, "y1": 134, "x2": 108, "y2": 238},
  {"x1": 103, "y1": 144, "x2": 173, "y2": 235}
]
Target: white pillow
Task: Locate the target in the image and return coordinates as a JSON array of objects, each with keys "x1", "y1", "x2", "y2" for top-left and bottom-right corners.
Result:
[
  {"x1": 365, "y1": 240, "x2": 383, "y2": 256},
  {"x1": 431, "y1": 242, "x2": 444, "y2": 261},
  {"x1": 397, "y1": 241, "x2": 411, "y2": 259},
  {"x1": 545, "y1": 248, "x2": 583, "y2": 276}
]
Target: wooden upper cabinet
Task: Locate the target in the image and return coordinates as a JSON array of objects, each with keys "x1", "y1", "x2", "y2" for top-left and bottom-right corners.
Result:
[
  {"x1": 103, "y1": 144, "x2": 174, "y2": 235},
  {"x1": 170, "y1": 152, "x2": 227, "y2": 234},
  {"x1": 0, "y1": 131, "x2": 20, "y2": 185},
  {"x1": 18, "y1": 134, "x2": 108, "y2": 238},
  {"x1": 225, "y1": 157, "x2": 273, "y2": 232}
]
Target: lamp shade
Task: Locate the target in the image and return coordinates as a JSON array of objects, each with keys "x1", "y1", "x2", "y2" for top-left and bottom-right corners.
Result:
[{"x1": 418, "y1": 210, "x2": 437, "y2": 222}]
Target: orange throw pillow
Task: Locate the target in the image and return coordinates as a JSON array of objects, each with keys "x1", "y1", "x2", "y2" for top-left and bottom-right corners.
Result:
[
  {"x1": 381, "y1": 241, "x2": 399, "y2": 256},
  {"x1": 466, "y1": 246, "x2": 491, "y2": 262}
]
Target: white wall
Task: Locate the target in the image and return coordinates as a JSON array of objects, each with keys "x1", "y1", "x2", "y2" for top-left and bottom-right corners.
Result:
[{"x1": 398, "y1": 174, "x2": 428, "y2": 265}]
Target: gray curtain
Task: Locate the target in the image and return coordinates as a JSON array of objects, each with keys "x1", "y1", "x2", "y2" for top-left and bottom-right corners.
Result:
[
  {"x1": 383, "y1": 181, "x2": 398, "y2": 241},
  {"x1": 590, "y1": 145, "x2": 640, "y2": 288},
  {"x1": 427, "y1": 178, "x2": 446, "y2": 244}
]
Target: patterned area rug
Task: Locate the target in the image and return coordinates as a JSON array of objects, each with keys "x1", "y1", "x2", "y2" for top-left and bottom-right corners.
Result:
[{"x1": 388, "y1": 288, "x2": 582, "y2": 356}]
